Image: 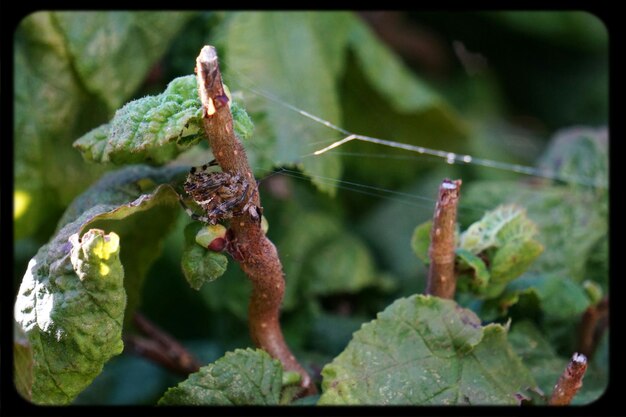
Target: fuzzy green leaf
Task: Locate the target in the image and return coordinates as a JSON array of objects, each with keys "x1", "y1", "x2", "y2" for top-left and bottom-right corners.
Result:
[
  {"x1": 14, "y1": 165, "x2": 184, "y2": 404},
  {"x1": 319, "y1": 295, "x2": 536, "y2": 405},
  {"x1": 74, "y1": 75, "x2": 203, "y2": 165},
  {"x1": 181, "y1": 222, "x2": 228, "y2": 290},
  {"x1": 73, "y1": 75, "x2": 254, "y2": 165},
  {"x1": 14, "y1": 226, "x2": 126, "y2": 405},
  {"x1": 158, "y1": 348, "x2": 283, "y2": 405}
]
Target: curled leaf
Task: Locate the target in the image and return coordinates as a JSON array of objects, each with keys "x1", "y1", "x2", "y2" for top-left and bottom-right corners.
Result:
[
  {"x1": 14, "y1": 165, "x2": 184, "y2": 404},
  {"x1": 15, "y1": 226, "x2": 126, "y2": 405}
]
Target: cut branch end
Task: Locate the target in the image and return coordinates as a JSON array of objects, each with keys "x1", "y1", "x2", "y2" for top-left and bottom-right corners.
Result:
[
  {"x1": 426, "y1": 178, "x2": 461, "y2": 299},
  {"x1": 549, "y1": 352, "x2": 588, "y2": 405}
]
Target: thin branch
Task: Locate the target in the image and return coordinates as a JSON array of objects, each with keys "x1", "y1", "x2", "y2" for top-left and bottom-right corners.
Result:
[
  {"x1": 549, "y1": 353, "x2": 588, "y2": 405},
  {"x1": 195, "y1": 46, "x2": 315, "y2": 396},
  {"x1": 577, "y1": 296, "x2": 609, "y2": 360},
  {"x1": 426, "y1": 179, "x2": 462, "y2": 299},
  {"x1": 124, "y1": 313, "x2": 201, "y2": 376}
]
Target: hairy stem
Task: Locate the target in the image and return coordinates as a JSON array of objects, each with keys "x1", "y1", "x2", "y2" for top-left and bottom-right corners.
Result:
[
  {"x1": 124, "y1": 313, "x2": 201, "y2": 376},
  {"x1": 549, "y1": 353, "x2": 588, "y2": 405},
  {"x1": 195, "y1": 46, "x2": 315, "y2": 395},
  {"x1": 426, "y1": 179, "x2": 461, "y2": 299}
]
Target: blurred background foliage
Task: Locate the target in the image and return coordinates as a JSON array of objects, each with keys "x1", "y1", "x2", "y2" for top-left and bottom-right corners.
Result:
[{"x1": 13, "y1": 11, "x2": 608, "y2": 404}]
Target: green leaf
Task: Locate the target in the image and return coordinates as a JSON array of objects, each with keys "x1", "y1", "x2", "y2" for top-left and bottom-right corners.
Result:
[
  {"x1": 306, "y1": 234, "x2": 395, "y2": 296},
  {"x1": 74, "y1": 75, "x2": 203, "y2": 165},
  {"x1": 276, "y1": 210, "x2": 342, "y2": 310},
  {"x1": 319, "y1": 295, "x2": 536, "y2": 405},
  {"x1": 181, "y1": 223, "x2": 228, "y2": 290},
  {"x1": 14, "y1": 12, "x2": 108, "y2": 239},
  {"x1": 462, "y1": 128, "x2": 608, "y2": 284},
  {"x1": 14, "y1": 226, "x2": 126, "y2": 405},
  {"x1": 349, "y1": 21, "x2": 459, "y2": 118},
  {"x1": 459, "y1": 204, "x2": 536, "y2": 254},
  {"x1": 455, "y1": 248, "x2": 490, "y2": 293},
  {"x1": 276, "y1": 206, "x2": 394, "y2": 311},
  {"x1": 53, "y1": 11, "x2": 194, "y2": 110},
  {"x1": 230, "y1": 98, "x2": 255, "y2": 141},
  {"x1": 508, "y1": 320, "x2": 608, "y2": 405},
  {"x1": 455, "y1": 204, "x2": 543, "y2": 298},
  {"x1": 222, "y1": 12, "x2": 354, "y2": 195},
  {"x1": 410, "y1": 220, "x2": 432, "y2": 264},
  {"x1": 158, "y1": 348, "x2": 283, "y2": 405},
  {"x1": 537, "y1": 126, "x2": 608, "y2": 189},
  {"x1": 505, "y1": 274, "x2": 590, "y2": 320},
  {"x1": 14, "y1": 12, "x2": 189, "y2": 239},
  {"x1": 490, "y1": 239, "x2": 544, "y2": 284},
  {"x1": 14, "y1": 325, "x2": 34, "y2": 401},
  {"x1": 60, "y1": 165, "x2": 185, "y2": 324},
  {"x1": 74, "y1": 75, "x2": 254, "y2": 165},
  {"x1": 14, "y1": 165, "x2": 184, "y2": 404},
  {"x1": 508, "y1": 321, "x2": 567, "y2": 400}
]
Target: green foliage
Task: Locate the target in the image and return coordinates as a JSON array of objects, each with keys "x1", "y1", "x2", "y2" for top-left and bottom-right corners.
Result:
[
  {"x1": 412, "y1": 204, "x2": 543, "y2": 299},
  {"x1": 455, "y1": 249, "x2": 490, "y2": 292},
  {"x1": 14, "y1": 11, "x2": 192, "y2": 240},
  {"x1": 218, "y1": 12, "x2": 466, "y2": 194},
  {"x1": 181, "y1": 223, "x2": 228, "y2": 290},
  {"x1": 15, "y1": 226, "x2": 126, "y2": 405},
  {"x1": 508, "y1": 320, "x2": 608, "y2": 404},
  {"x1": 14, "y1": 165, "x2": 185, "y2": 403},
  {"x1": 13, "y1": 11, "x2": 608, "y2": 406},
  {"x1": 158, "y1": 349, "x2": 284, "y2": 405},
  {"x1": 319, "y1": 295, "x2": 536, "y2": 405},
  {"x1": 461, "y1": 128, "x2": 607, "y2": 318},
  {"x1": 73, "y1": 75, "x2": 253, "y2": 165},
  {"x1": 273, "y1": 196, "x2": 396, "y2": 311},
  {"x1": 60, "y1": 166, "x2": 185, "y2": 326}
]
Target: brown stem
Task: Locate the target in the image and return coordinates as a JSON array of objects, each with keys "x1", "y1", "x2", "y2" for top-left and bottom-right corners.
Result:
[
  {"x1": 426, "y1": 179, "x2": 461, "y2": 299},
  {"x1": 549, "y1": 353, "x2": 588, "y2": 405},
  {"x1": 195, "y1": 46, "x2": 315, "y2": 396},
  {"x1": 124, "y1": 313, "x2": 201, "y2": 376},
  {"x1": 577, "y1": 296, "x2": 608, "y2": 360}
]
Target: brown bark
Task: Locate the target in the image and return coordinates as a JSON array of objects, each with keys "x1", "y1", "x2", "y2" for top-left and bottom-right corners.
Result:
[
  {"x1": 549, "y1": 353, "x2": 588, "y2": 405},
  {"x1": 426, "y1": 179, "x2": 461, "y2": 299},
  {"x1": 195, "y1": 46, "x2": 315, "y2": 395}
]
